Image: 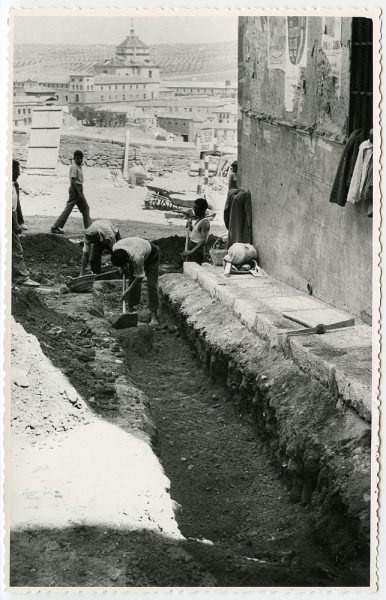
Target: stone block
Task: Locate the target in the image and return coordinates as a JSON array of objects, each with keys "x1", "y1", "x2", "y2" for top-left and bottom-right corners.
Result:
[
  {"x1": 214, "y1": 283, "x2": 236, "y2": 308},
  {"x1": 196, "y1": 270, "x2": 217, "y2": 297},
  {"x1": 333, "y1": 355, "x2": 372, "y2": 422},
  {"x1": 288, "y1": 336, "x2": 339, "y2": 387},
  {"x1": 183, "y1": 262, "x2": 200, "y2": 281},
  {"x1": 262, "y1": 294, "x2": 324, "y2": 313},
  {"x1": 320, "y1": 325, "x2": 372, "y2": 351}
]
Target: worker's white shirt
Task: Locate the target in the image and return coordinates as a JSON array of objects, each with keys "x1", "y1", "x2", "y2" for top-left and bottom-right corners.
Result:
[
  {"x1": 190, "y1": 217, "x2": 210, "y2": 244},
  {"x1": 69, "y1": 164, "x2": 83, "y2": 184},
  {"x1": 113, "y1": 237, "x2": 152, "y2": 279},
  {"x1": 83, "y1": 220, "x2": 119, "y2": 254}
]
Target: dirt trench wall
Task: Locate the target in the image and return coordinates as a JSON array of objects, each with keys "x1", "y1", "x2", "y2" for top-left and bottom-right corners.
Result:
[{"x1": 159, "y1": 273, "x2": 371, "y2": 565}]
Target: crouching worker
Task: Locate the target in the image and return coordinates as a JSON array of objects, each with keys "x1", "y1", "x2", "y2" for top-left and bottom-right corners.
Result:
[
  {"x1": 111, "y1": 237, "x2": 160, "y2": 327},
  {"x1": 182, "y1": 197, "x2": 210, "y2": 265},
  {"x1": 80, "y1": 219, "x2": 121, "y2": 275}
]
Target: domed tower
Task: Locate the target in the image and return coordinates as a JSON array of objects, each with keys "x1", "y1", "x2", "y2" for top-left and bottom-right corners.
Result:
[
  {"x1": 92, "y1": 20, "x2": 160, "y2": 103},
  {"x1": 116, "y1": 23, "x2": 150, "y2": 63}
]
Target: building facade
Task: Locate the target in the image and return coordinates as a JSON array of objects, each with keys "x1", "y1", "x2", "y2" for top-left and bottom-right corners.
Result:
[
  {"x1": 13, "y1": 96, "x2": 47, "y2": 127},
  {"x1": 156, "y1": 114, "x2": 206, "y2": 142},
  {"x1": 238, "y1": 16, "x2": 373, "y2": 318},
  {"x1": 67, "y1": 27, "x2": 160, "y2": 108},
  {"x1": 163, "y1": 81, "x2": 237, "y2": 98}
]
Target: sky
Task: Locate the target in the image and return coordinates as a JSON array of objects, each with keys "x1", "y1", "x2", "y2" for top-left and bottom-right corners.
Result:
[{"x1": 13, "y1": 15, "x2": 238, "y2": 46}]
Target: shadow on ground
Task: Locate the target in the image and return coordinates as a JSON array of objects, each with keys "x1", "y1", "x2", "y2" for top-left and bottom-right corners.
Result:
[{"x1": 11, "y1": 524, "x2": 323, "y2": 588}]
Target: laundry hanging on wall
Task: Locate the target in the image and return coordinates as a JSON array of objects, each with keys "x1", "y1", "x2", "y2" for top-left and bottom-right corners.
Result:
[
  {"x1": 346, "y1": 132, "x2": 373, "y2": 217},
  {"x1": 329, "y1": 128, "x2": 366, "y2": 207}
]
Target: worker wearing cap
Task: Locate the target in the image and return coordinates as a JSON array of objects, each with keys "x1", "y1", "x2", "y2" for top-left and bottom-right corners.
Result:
[
  {"x1": 111, "y1": 237, "x2": 160, "y2": 327},
  {"x1": 80, "y1": 219, "x2": 121, "y2": 276}
]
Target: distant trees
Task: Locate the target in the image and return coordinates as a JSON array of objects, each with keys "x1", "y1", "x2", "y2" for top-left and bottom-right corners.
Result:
[
  {"x1": 70, "y1": 105, "x2": 127, "y2": 127},
  {"x1": 71, "y1": 105, "x2": 97, "y2": 126}
]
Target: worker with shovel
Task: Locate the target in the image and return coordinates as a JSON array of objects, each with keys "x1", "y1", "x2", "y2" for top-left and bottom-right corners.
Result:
[
  {"x1": 182, "y1": 197, "x2": 210, "y2": 265},
  {"x1": 80, "y1": 219, "x2": 121, "y2": 276},
  {"x1": 111, "y1": 237, "x2": 160, "y2": 327}
]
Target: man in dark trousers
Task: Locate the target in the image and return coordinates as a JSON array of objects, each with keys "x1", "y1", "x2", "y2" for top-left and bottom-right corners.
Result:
[
  {"x1": 51, "y1": 149, "x2": 91, "y2": 234},
  {"x1": 111, "y1": 237, "x2": 160, "y2": 327},
  {"x1": 12, "y1": 160, "x2": 39, "y2": 288},
  {"x1": 12, "y1": 160, "x2": 28, "y2": 231}
]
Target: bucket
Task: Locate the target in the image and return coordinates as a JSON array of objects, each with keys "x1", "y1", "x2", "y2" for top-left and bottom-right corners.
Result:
[
  {"x1": 66, "y1": 274, "x2": 96, "y2": 293},
  {"x1": 209, "y1": 238, "x2": 228, "y2": 266}
]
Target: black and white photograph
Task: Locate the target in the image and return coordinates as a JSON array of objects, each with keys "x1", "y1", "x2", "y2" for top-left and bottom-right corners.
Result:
[{"x1": 1, "y1": 7, "x2": 381, "y2": 592}]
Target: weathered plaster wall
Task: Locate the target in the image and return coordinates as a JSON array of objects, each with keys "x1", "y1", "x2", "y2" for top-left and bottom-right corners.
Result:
[{"x1": 238, "y1": 17, "x2": 372, "y2": 319}]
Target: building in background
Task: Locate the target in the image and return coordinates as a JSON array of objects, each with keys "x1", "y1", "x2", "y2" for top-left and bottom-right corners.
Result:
[
  {"x1": 13, "y1": 96, "x2": 47, "y2": 127},
  {"x1": 164, "y1": 80, "x2": 236, "y2": 98},
  {"x1": 65, "y1": 25, "x2": 160, "y2": 106},
  {"x1": 156, "y1": 113, "x2": 206, "y2": 142},
  {"x1": 238, "y1": 16, "x2": 373, "y2": 318},
  {"x1": 13, "y1": 26, "x2": 161, "y2": 110}
]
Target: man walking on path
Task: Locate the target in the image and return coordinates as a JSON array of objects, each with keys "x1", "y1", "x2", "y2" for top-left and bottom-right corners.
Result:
[
  {"x1": 111, "y1": 237, "x2": 160, "y2": 327},
  {"x1": 80, "y1": 219, "x2": 121, "y2": 275},
  {"x1": 51, "y1": 150, "x2": 91, "y2": 234},
  {"x1": 12, "y1": 160, "x2": 39, "y2": 288}
]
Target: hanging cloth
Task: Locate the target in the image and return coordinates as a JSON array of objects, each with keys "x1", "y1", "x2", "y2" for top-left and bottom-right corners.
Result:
[
  {"x1": 329, "y1": 129, "x2": 365, "y2": 207},
  {"x1": 346, "y1": 140, "x2": 373, "y2": 205},
  {"x1": 361, "y1": 153, "x2": 373, "y2": 218},
  {"x1": 224, "y1": 187, "x2": 252, "y2": 248}
]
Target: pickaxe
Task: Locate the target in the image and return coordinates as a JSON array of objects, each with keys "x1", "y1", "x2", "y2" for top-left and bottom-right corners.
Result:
[{"x1": 282, "y1": 312, "x2": 355, "y2": 336}]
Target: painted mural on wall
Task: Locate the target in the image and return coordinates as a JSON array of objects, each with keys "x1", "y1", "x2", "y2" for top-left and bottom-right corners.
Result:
[
  {"x1": 284, "y1": 17, "x2": 308, "y2": 112},
  {"x1": 267, "y1": 17, "x2": 286, "y2": 70},
  {"x1": 321, "y1": 17, "x2": 343, "y2": 97}
]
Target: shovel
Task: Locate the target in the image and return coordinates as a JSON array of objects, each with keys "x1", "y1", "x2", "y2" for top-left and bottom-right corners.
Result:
[
  {"x1": 183, "y1": 215, "x2": 192, "y2": 262},
  {"x1": 112, "y1": 274, "x2": 138, "y2": 329}
]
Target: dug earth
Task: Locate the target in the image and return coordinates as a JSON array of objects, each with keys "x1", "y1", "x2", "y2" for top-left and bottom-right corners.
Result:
[{"x1": 10, "y1": 233, "x2": 370, "y2": 587}]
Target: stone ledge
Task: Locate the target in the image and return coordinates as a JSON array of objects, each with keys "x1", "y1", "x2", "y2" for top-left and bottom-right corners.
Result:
[{"x1": 182, "y1": 264, "x2": 372, "y2": 423}]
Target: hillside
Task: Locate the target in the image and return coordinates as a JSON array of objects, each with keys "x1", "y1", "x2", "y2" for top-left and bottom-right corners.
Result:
[{"x1": 13, "y1": 41, "x2": 237, "y2": 82}]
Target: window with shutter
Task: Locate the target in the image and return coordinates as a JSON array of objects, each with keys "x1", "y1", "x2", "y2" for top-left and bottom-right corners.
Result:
[{"x1": 349, "y1": 17, "x2": 373, "y2": 136}]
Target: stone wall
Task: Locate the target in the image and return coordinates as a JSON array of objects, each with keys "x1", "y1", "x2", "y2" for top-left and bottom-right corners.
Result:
[
  {"x1": 13, "y1": 131, "x2": 197, "y2": 174},
  {"x1": 238, "y1": 17, "x2": 372, "y2": 319}
]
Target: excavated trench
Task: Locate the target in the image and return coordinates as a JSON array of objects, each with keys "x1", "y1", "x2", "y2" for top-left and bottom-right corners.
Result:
[{"x1": 10, "y1": 234, "x2": 370, "y2": 587}]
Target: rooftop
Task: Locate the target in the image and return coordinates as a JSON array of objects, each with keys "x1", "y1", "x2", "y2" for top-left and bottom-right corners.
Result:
[
  {"x1": 94, "y1": 74, "x2": 158, "y2": 85},
  {"x1": 14, "y1": 95, "x2": 46, "y2": 105},
  {"x1": 164, "y1": 81, "x2": 236, "y2": 89},
  {"x1": 157, "y1": 112, "x2": 206, "y2": 122},
  {"x1": 212, "y1": 104, "x2": 238, "y2": 114},
  {"x1": 24, "y1": 86, "x2": 58, "y2": 94},
  {"x1": 134, "y1": 97, "x2": 228, "y2": 108},
  {"x1": 117, "y1": 33, "x2": 148, "y2": 51}
]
